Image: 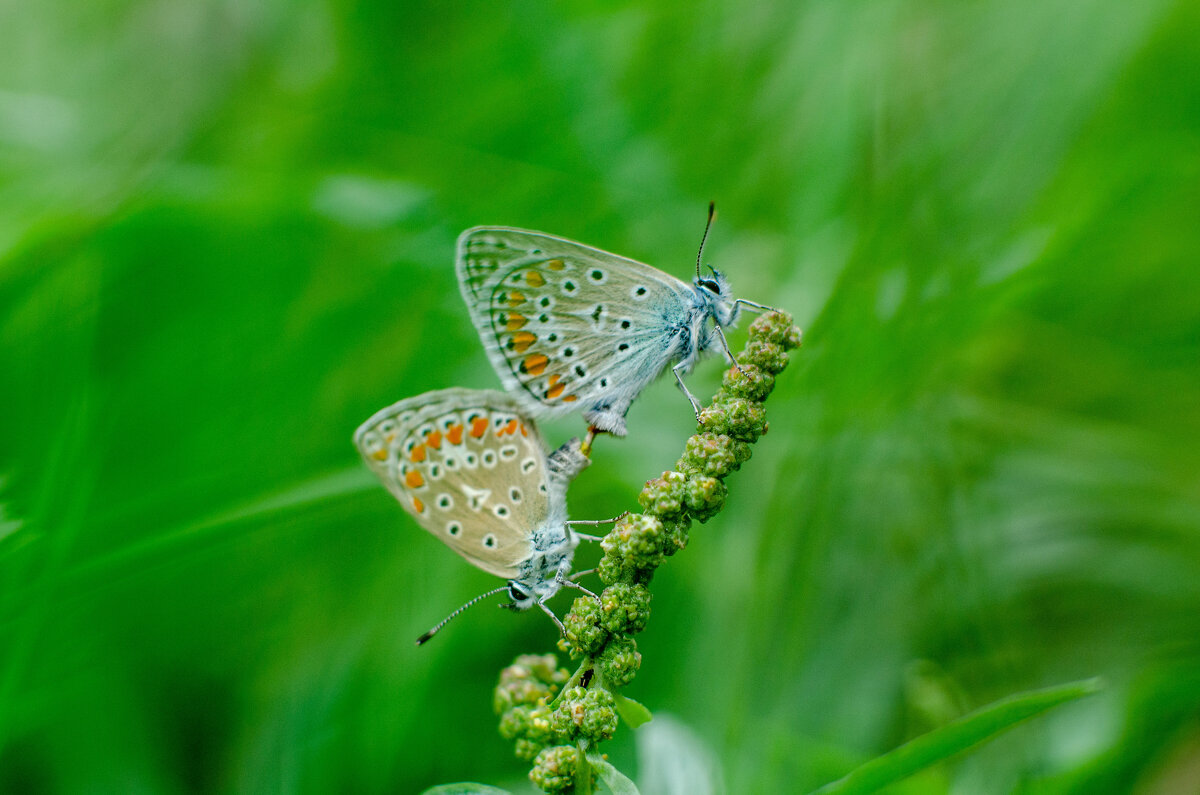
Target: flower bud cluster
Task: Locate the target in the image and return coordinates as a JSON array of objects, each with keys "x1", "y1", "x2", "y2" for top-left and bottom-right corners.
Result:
[{"x1": 504, "y1": 312, "x2": 800, "y2": 792}]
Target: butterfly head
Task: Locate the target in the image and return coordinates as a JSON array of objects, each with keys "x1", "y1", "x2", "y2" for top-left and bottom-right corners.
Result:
[{"x1": 694, "y1": 267, "x2": 740, "y2": 327}]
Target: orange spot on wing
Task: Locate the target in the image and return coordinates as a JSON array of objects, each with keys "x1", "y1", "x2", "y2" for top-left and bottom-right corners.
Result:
[
  {"x1": 511, "y1": 331, "x2": 537, "y2": 353},
  {"x1": 404, "y1": 469, "x2": 425, "y2": 488},
  {"x1": 506, "y1": 291, "x2": 527, "y2": 306},
  {"x1": 371, "y1": 448, "x2": 388, "y2": 461},
  {"x1": 523, "y1": 354, "x2": 549, "y2": 376},
  {"x1": 470, "y1": 417, "x2": 489, "y2": 438},
  {"x1": 562, "y1": 394, "x2": 578, "y2": 402},
  {"x1": 547, "y1": 374, "x2": 560, "y2": 387},
  {"x1": 524, "y1": 270, "x2": 546, "y2": 287},
  {"x1": 505, "y1": 313, "x2": 528, "y2": 331},
  {"x1": 425, "y1": 430, "x2": 442, "y2": 449},
  {"x1": 410, "y1": 444, "x2": 427, "y2": 462},
  {"x1": 447, "y1": 424, "x2": 464, "y2": 445},
  {"x1": 546, "y1": 259, "x2": 565, "y2": 271},
  {"x1": 519, "y1": 422, "x2": 529, "y2": 437},
  {"x1": 502, "y1": 418, "x2": 518, "y2": 436},
  {"x1": 546, "y1": 382, "x2": 566, "y2": 399},
  {"x1": 412, "y1": 496, "x2": 425, "y2": 513}
]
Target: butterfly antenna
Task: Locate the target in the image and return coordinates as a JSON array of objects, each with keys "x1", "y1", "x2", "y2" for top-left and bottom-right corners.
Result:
[
  {"x1": 415, "y1": 585, "x2": 509, "y2": 645},
  {"x1": 696, "y1": 201, "x2": 716, "y2": 279}
]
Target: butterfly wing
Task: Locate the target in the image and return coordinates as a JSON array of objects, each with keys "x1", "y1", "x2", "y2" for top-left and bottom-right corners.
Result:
[
  {"x1": 353, "y1": 387, "x2": 554, "y2": 578},
  {"x1": 456, "y1": 228, "x2": 699, "y2": 434}
]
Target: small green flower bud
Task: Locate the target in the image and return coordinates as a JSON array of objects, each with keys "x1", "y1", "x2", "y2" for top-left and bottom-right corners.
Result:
[
  {"x1": 552, "y1": 686, "x2": 619, "y2": 743},
  {"x1": 600, "y1": 583, "x2": 651, "y2": 635},
  {"x1": 560, "y1": 596, "x2": 609, "y2": 657},
  {"x1": 684, "y1": 474, "x2": 727, "y2": 522},
  {"x1": 602, "y1": 513, "x2": 666, "y2": 571},
  {"x1": 699, "y1": 398, "x2": 767, "y2": 442},
  {"x1": 678, "y1": 433, "x2": 744, "y2": 479},
  {"x1": 749, "y1": 310, "x2": 801, "y2": 350},
  {"x1": 598, "y1": 636, "x2": 642, "y2": 688},
  {"x1": 530, "y1": 745, "x2": 587, "y2": 793},
  {"x1": 738, "y1": 338, "x2": 789, "y2": 374},
  {"x1": 597, "y1": 548, "x2": 633, "y2": 585},
  {"x1": 722, "y1": 362, "x2": 774, "y2": 402},
  {"x1": 637, "y1": 471, "x2": 688, "y2": 517},
  {"x1": 514, "y1": 737, "x2": 545, "y2": 762},
  {"x1": 493, "y1": 654, "x2": 568, "y2": 713},
  {"x1": 660, "y1": 516, "x2": 691, "y2": 556}
]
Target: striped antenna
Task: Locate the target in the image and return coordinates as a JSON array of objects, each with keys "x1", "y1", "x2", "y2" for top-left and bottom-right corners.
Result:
[
  {"x1": 415, "y1": 585, "x2": 510, "y2": 645},
  {"x1": 695, "y1": 201, "x2": 717, "y2": 279}
]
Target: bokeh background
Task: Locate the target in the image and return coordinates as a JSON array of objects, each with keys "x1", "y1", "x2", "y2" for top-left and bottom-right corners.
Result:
[{"x1": 3, "y1": 0, "x2": 1199, "y2": 792}]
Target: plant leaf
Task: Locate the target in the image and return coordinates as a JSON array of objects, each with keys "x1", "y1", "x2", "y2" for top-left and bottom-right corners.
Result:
[
  {"x1": 419, "y1": 784, "x2": 513, "y2": 795},
  {"x1": 614, "y1": 693, "x2": 653, "y2": 729},
  {"x1": 810, "y1": 678, "x2": 1103, "y2": 795},
  {"x1": 586, "y1": 751, "x2": 641, "y2": 795}
]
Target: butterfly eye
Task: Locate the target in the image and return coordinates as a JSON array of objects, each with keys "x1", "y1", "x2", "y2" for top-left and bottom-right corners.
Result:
[
  {"x1": 508, "y1": 583, "x2": 529, "y2": 602},
  {"x1": 698, "y1": 278, "x2": 720, "y2": 293}
]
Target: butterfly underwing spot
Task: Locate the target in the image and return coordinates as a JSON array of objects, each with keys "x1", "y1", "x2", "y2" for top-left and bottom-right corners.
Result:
[
  {"x1": 426, "y1": 430, "x2": 442, "y2": 449},
  {"x1": 510, "y1": 486, "x2": 522, "y2": 503},
  {"x1": 481, "y1": 449, "x2": 498, "y2": 468},
  {"x1": 437, "y1": 494, "x2": 453, "y2": 510},
  {"x1": 464, "y1": 453, "x2": 478, "y2": 467},
  {"x1": 444, "y1": 456, "x2": 458, "y2": 470},
  {"x1": 538, "y1": 296, "x2": 554, "y2": 309},
  {"x1": 589, "y1": 268, "x2": 608, "y2": 284},
  {"x1": 574, "y1": 364, "x2": 587, "y2": 377},
  {"x1": 447, "y1": 521, "x2": 462, "y2": 537},
  {"x1": 525, "y1": 271, "x2": 546, "y2": 287},
  {"x1": 562, "y1": 279, "x2": 577, "y2": 295},
  {"x1": 501, "y1": 312, "x2": 528, "y2": 331},
  {"x1": 447, "y1": 424, "x2": 465, "y2": 445},
  {"x1": 404, "y1": 469, "x2": 425, "y2": 488},
  {"x1": 469, "y1": 416, "x2": 489, "y2": 438},
  {"x1": 620, "y1": 318, "x2": 632, "y2": 329},
  {"x1": 493, "y1": 505, "x2": 509, "y2": 518},
  {"x1": 546, "y1": 258, "x2": 565, "y2": 271},
  {"x1": 546, "y1": 382, "x2": 566, "y2": 399},
  {"x1": 522, "y1": 354, "x2": 549, "y2": 376},
  {"x1": 521, "y1": 457, "x2": 537, "y2": 474},
  {"x1": 510, "y1": 331, "x2": 537, "y2": 353},
  {"x1": 463, "y1": 484, "x2": 490, "y2": 510},
  {"x1": 631, "y1": 285, "x2": 649, "y2": 300},
  {"x1": 562, "y1": 346, "x2": 574, "y2": 358},
  {"x1": 409, "y1": 443, "x2": 427, "y2": 462},
  {"x1": 412, "y1": 496, "x2": 425, "y2": 513},
  {"x1": 483, "y1": 534, "x2": 498, "y2": 549},
  {"x1": 428, "y1": 463, "x2": 441, "y2": 479},
  {"x1": 500, "y1": 444, "x2": 518, "y2": 460}
]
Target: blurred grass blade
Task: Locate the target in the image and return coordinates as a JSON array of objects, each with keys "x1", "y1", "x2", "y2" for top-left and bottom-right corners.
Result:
[
  {"x1": 586, "y1": 751, "x2": 640, "y2": 795},
  {"x1": 811, "y1": 678, "x2": 1103, "y2": 795},
  {"x1": 614, "y1": 693, "x2": 653, "y2": 729}
]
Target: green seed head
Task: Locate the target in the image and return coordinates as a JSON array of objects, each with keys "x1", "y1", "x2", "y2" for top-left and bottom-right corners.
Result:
[
  {"x1": 722, "y1": 362, "x2": 774, "y2": 402},
  {"x1": 603, "y1": 513, "x2": 667, "y2": 572},
  {"x1": 738, "y1": 337, "x2": 789, "y2": 374},
  {"x1": 493, "y1": 654, "x2": 569, "y2": 714},
  {"x1": 749, "y1": 310, "x2": 801, "y2": 350},
  {"x1": 600, "y1": 583, "x2": 652, "y2": 635},
  {"x1": 699, "y1": 398, "x2": 767, "y2": 442},
  {"x1": 684, "y1": 474, "x2": 727, "y2": 522},
  {"x1": 598, "y1": 636, "x2": 642, "y2": 688},
  {"x1": 559, "y1": 595, "x2": 609, "y2": 657},
  {"x1": 551, "y1": 686, "x2": 619, "y2": 743},
  {"x1": 530, "y1": 745, "x2": 586, "y2": 794},
  {"x1": 678, "y1": 432, "x2": 744, "y2": 478},
  {"x1": 637, "y1": 471, "x2": 688, "y2": 517}
]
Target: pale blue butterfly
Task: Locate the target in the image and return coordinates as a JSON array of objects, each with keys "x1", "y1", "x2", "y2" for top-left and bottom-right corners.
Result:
[
  {"x1": 354, "y1": 388, "x2": 607, "y2": 643},
  {"x1": 455, "y1": 205, "x2": 771, "y2": 438}
]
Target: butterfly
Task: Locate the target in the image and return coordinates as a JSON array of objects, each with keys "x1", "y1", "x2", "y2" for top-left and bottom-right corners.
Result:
[
  {"x1": 353, "y1": 387, "x2": 600, "y2": 643},
  {"x1": 455, "y1": 205, "x2": 770, "y2": 438}
]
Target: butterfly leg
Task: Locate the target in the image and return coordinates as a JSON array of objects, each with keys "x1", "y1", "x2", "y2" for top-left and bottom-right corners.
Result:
[
  {"x1": 713, "y1": 323, "x2": 747, "y2": 375},
  {"x1": 557, "y1": 570, "x2": 601, "y2": 602},
  {"x1": 569, "y1": 568, "x2": 597, "y2": 580},
  {"x1": 733, "y1": 297, "x2": 781, "y2": 314},
  {"x1": 537, "y1": 601, "x2": 567, "y2": 635},
  {"x1": 673, "y1": 362, "x2": 704, "y2": 420}
]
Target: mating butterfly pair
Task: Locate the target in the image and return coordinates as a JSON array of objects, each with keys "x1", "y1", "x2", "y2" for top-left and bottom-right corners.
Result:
[{"x1": 354, "y1": 209, "x2": 769, "y2": 642}]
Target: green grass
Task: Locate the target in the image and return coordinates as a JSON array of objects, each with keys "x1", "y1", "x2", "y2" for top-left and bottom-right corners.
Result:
[{"x1": 2, "y1": 0, "x2": 1199, "y2": 792}]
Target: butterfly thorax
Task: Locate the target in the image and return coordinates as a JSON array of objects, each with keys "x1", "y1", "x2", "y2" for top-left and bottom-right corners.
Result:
[{"x1": 506, "y1": 521, "x2": 577, "y2": 610}]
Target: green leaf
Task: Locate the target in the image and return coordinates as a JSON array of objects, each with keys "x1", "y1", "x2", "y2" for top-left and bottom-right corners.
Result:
[
  {"x1": 586, "y1": 751, "x2": 641, "y2": 795},
  {"x1": 614, "y1": 693, "x2": 653, "y2": 729},
  {"x1": 810, "y1": 678, "x2": 1103, "y2": 795},
  {"x1": 419, "y1": 784, "x2": 513, "y2": 795}
]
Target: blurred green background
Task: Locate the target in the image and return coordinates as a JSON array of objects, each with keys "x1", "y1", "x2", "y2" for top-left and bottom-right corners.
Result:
[{"x1": 2, "y1": 0, "x2": 1199, "y2": 792}]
